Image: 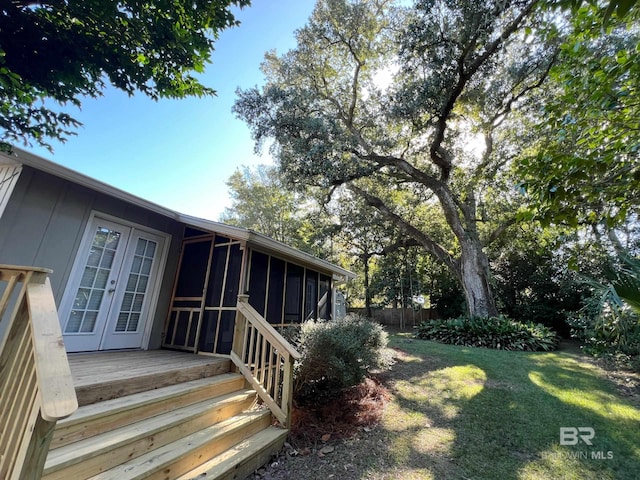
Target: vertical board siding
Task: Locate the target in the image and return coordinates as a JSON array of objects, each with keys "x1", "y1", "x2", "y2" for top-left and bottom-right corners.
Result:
[
  {"x1": 0, "y1": 167, "x2": 182, "y2": 349},
  {"x1": 0, "y1": 164, "x2": 22, "y2": 220}
]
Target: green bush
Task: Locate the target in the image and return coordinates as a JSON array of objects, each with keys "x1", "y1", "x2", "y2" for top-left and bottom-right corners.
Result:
[
  {"x1": 566, "y1": 299, "x2": 640, "y2": 368},
  {"x1": 416, "y1": 315, "x2": 560, "y2": 351},
  {"x1": 292, "y1": 315, "x2": 392, "y2": 405}
]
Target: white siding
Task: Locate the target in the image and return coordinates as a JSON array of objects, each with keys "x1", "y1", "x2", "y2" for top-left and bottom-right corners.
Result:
[{"x1": 0, "y1": 165, "x2": 22, "y2": 220}]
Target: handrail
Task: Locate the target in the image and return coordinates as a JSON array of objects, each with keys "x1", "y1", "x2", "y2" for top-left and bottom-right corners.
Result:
[
  {"x1": 230, "y1": 295, "x2": 300, "y2": 428},
  {"x1": 0, "y1": 265, "x2": 78, "y2": 480}
]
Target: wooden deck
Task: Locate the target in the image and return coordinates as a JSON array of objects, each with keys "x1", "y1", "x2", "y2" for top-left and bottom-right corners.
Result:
[{"x1": 67, "y1": 350, "x2": 232, "y2": 406}]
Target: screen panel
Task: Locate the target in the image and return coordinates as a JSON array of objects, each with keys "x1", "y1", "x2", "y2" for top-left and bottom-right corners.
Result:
[
  {"x1": 266, "y1": 257, "x2": 285, "y2": 324},
  {"x1": 248, "y1": 251, "x2": 269, "y2": 315}
]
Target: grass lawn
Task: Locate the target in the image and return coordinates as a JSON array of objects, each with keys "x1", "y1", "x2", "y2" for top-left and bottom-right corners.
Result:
[{"x1": 256, "y1": 334, "x2": 640, "y2": 480}]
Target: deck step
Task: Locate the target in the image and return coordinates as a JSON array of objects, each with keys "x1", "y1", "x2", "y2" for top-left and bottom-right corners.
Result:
[
  {"x1": 86, "y1": 409, "x2": 273, "y2": 480},
  {"x1": 73, "y1": 355, "x2": 231, "y2": 406},
  {"x1": 52, "y1": 373, "x2": 246, "y2": 448},
  {"x1": 52, "y1": 352, "x2": 285, "y2": 480},
  {"x1": 177, "y1": 426, "x2": 287, "y2": 480},
  {"x1": 43, "y1": 390, "x2": 257, "y2": 480}
]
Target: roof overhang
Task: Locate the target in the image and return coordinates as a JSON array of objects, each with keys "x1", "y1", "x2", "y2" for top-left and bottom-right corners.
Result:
[
  {"x1": 176, "y1": 213, "x2": 354, "y2": 281},
  {"x1": 0, "y1": 147, "x2": 355, "y2": 281}
]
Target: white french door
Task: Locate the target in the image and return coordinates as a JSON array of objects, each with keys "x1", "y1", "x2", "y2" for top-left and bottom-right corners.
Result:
[{"x1": 60, "y1": 216, "x2": 166, "y2": 352}]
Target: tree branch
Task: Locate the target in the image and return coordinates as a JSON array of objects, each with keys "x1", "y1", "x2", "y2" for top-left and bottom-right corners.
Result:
[
  {"x1": 485, "y1": 218, "x2": 518, "y2": 245},
  {"x1": 349, "y1": 184, "x2": 460, "y2": 275},
  {"x1": 429, "y1": 0, "x2": 539, "y2": 181}
]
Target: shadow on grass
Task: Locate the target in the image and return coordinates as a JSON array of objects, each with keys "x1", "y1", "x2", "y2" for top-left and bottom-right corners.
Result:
[{"x1": 374, "y1": 336, "x2": 640, "y2": 480}]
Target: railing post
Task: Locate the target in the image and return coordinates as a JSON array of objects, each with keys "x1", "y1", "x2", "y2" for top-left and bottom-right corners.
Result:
[
  {"x1": 232, "y1": 295, "x2": 249, "y2": 360},
  {"x1": 230, "y1": 296, "x2": 301, "y2": 429},
  {"x1": 281, "y1": 357, "x2": 295, "y2": 429},
  {"x1": 0, "y1": 265, "x2": 77, "y2": 480}
]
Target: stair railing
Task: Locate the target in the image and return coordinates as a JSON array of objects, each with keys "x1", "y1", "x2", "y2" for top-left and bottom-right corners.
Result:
[
  {"x1": 0, "y1": 265, "x2": 78, "y2": 480},
  {"x1": 230, "y1": 295, "x2": 301, "y2": 428}
]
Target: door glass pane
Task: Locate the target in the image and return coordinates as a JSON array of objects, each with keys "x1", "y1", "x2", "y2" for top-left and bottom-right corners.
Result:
[
  {"x1": 66, "y1": 310, "x2": 83, "y2": 333},
  {"x1": 80, "y1": 267, "x2": 97, "y2": 287},
  {"x1": 74, "y1": 289, "x2": 89, "y2": 309},
  {"x1": 81, "y1": 311, "x2": 98, "y2": 332},
  {"x1": 65, "y1": 225, "x2": 123, "y2": 334},
  {"x1": 87, "y1": 247, "x2": 102, "y2": 267},
  {"x1": 95, "y1": 269, "x2": 109, "y2": 289},
  {"x1": 115, "y1": 238, "x2": 157, "y2": 333},
  {"x1": 101, "y1": 249, "x2": 116, "y2": 268}
]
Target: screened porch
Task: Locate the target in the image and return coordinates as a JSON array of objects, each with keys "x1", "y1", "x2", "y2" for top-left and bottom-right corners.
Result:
[{"x1": 162, "y1": 227, "x2": 337, "y2": 356}]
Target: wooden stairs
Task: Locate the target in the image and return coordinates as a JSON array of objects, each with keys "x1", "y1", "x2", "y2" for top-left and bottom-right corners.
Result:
[{"x1": 42, "y1": 351, "x2": 287, "y2": 480}]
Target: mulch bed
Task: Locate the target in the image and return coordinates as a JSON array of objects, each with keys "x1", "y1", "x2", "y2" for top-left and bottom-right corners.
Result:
[
  {"x1": 288, "y1": 376, "x2": 391, "y2": 447},
  {"x1": 247, "y1": 376, "x2": 391, "y2": 479}
]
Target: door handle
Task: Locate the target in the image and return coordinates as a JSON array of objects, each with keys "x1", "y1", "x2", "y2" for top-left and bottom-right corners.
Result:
[{"x1": 108, "y1": 288, "x2": 116, "y2": 293}]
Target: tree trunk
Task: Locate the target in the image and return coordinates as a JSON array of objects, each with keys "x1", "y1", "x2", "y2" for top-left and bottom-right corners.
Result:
[
  {"x1": 458, "y1": 239, "x2": 498, "y2": 318},
  {"x1": 363, "y1": 255, "x2": 372, "y2": 318},
  {"x1": 350, "y1": 185, "x2": 499, "y2": 318}
]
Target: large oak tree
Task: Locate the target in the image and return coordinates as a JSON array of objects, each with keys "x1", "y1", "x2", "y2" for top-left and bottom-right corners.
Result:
[{"x1": 235, "y1": 0, "x2": 558, "y2": 317}]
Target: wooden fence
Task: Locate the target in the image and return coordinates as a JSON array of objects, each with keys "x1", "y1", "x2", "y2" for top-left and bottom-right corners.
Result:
[{"x1": 348, "y1": 307, "x2": 440, "y2": 329}]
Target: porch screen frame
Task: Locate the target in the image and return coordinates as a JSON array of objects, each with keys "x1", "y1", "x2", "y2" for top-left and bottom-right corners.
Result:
[
  {"x1": 245, "y1": 247, "x2": 335, "y2": 327},
  {"x1": 163, "y1": 231, "x2": 246, "y2": 355},
  {"x1": 162, "y1": 235, "x2": 214, "y2": 352}
]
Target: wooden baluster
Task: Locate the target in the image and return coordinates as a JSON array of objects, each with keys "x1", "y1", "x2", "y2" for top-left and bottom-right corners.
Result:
[
  {"x1": 281, "y1": 356, "x2": 294, "y2": 428},
  {"x1": 272, "y1": 352, "x2": 282, "y2": 406},
  {"x1": 259, "y1": 335, "x2": 268, "y2": 386}
]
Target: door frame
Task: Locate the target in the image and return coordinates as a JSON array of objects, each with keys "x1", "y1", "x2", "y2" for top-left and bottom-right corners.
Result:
[{"x1": 58, "y1": 211, "x2": 171, "y2": 351}]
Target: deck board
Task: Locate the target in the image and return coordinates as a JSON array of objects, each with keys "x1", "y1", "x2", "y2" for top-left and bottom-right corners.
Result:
[{"x1": 66, "y1": 350, "x2": 232, "y2": 405}]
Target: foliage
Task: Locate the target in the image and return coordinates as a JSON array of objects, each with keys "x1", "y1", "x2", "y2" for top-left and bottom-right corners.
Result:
[
  {"x1": 219, "y1": 164, "x2": 304, "y2": 244},
  {"x1": 367, "y1": 246, "x2": 421, "y2": 308},
  {"x1": 291, "y1": 314, "x2": 392, "y2": 405},
  {"x1": 608, "y1": 254, "x2": 640, "y2": 314},
  {"x1": 0, "y1": 0, "x2": 249, "y2": 150},
  {"x1": 235, "y1": 0, "x2": 559, "y2": 317},
  {"x1": 416, "y1": 315, "x2": 560, "y2": 351},
  {"x1": 567, "y1": 305, "x2": 640, "y2": 361},
  {"x1": 568, "y1": 253, "x2": 640, "y2": 364},
  {"x1": 519, "y1": 3, "x2": 640, "y2": 228},
  {"x1": 319, "y1": 188, "x2": 398, "y2": 313},
  {"x1": 489, "y1": 224, "x2": 589, "y2": 336},
  {"x1": 549, "y1": 0, "x2": 639, "y2": 22},
  {"x1": 429, "y1": 272, "x2": 467, "y2": 319}
]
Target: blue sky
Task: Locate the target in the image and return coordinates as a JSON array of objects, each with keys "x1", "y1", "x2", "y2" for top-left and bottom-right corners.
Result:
[{"x1": 27, "y1": 0, "x2": 317, "y2": 220}]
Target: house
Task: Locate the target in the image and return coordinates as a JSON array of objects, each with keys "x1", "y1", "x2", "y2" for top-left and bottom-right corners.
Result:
[
  {"x1": 0, "y1": 146, "x2": 354, "y2": 480},
  {"x1": 0, "y1": 147, "x2": 353, "y2": 353}
]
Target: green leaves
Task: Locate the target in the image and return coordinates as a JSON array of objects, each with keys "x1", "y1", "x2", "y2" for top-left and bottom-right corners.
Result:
[
  {"x1": 416, "y1": 315, "x2": 560, "y2": 351},
  {"x1": 518, "y1": 3, "x2": 639, "y2": 229},
  {"x1": 0, "y1": 0, "x2": 249, "y2": 148},
  {"x1": 292, "y1": 315, "x2": 391, "y2": 405}
]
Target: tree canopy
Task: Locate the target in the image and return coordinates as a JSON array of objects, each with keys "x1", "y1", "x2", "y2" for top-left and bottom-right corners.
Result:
[
  {"x1": 0, "y1": 0, "x2": 250, "y2": 150},
  {"x1": 519, "y1": 3, "x2": 639, "y2": 228},
  {"x1": 219, "y1": 164, "x2": 304, "y2": 244},
  {"x1": 235, "y1": 0, "x2": 558, "y2": 317}
]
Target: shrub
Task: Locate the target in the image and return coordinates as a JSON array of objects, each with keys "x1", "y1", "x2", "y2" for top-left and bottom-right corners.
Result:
[
  {"x1": 566, "y1": 298, "x2": 640, "y2": 369},
  {"x1": 292, "y1": 314, "x2": 392, "y2": 406},
  {"x1": 415, "y1": 315, "x2": 560, "y2": 351}
]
